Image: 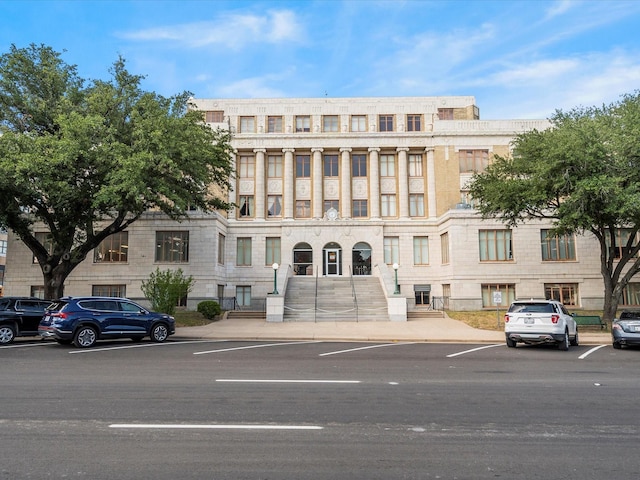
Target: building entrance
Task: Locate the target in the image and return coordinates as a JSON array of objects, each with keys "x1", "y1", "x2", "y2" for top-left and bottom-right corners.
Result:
[{"x1": 323, "y1": 242, "x2": 342, "y2": 276}]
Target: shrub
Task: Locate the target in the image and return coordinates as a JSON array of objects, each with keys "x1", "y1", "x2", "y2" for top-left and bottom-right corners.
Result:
[
  {"x1": 197, "y1": 300, "x2": 222, "y2": 320},
  {"x1": 141, "y1": 267, "x2": 195, "y2": 315}
]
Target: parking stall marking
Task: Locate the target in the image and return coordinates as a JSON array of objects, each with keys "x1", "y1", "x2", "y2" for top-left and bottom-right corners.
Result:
[
  {"x1": 578, "y1": 344, "x2": 608, "y2": 359},
  {"x1": 68, "y1": 339, "x2": 225, "y2": 354},
  {"x1": 318, "y1": 342, "x2": 416, "y2": 357},
  {"x1": 216, "y1": 379, "x2": 361, "y2": 384},
  {"x1": 109, "y1": 423, "x2": 324, "y2": 431},
  {"x1": 446, "y1": 344, "x2": 503, "y2": 358},
  {"x1": 0, "y1": 342, "x2": 54, "y2": 350},
  {"x1": 193, "y1": 340, "x2": 320, "y2": 355}
]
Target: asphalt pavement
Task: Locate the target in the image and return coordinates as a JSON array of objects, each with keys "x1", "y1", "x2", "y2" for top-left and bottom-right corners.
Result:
[{"x1": 174, "y1": 312, "x2": 611, "y2": 344}]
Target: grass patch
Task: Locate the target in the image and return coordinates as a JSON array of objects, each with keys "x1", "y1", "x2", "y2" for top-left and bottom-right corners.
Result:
[
  {"x1": 173, "y1": 310, "x2": 215, "y2": 327},
  {"x1": 447, "y1": 310, "x2": 504, "y2": 331}
]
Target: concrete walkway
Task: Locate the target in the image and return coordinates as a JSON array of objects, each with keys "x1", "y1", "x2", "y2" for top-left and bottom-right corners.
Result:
[{"x1": 174, "y1": 313, "x2": 611, "y2": 345}]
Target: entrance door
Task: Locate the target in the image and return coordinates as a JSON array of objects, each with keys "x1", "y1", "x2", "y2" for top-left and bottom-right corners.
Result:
[{"x1": 324, "y1": 248, "x2": 340, "y2": 276}]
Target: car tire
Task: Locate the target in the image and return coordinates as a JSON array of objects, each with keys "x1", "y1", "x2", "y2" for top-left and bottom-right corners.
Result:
[
  {"x1": 570, "y1": 329, "x2": 579, "y2": 346},
  {"x1": 150, "y1": 323, "x2": 169, "y2": 343},
  {"x1": 506, "y1": 337, "x2": 517, "y2": 348},
  {"x1": 0, "y1": 324, "x2": 17, "y2": 344},
  {"x1": 73, "y1": 326, "x2": 97, "y2": 348},
  {"x1": 613, "y1": 341, "x2": 622, "y2": 350},
  {"x1": 558, "y1": 330, "x2": 569, "y2": 351}
]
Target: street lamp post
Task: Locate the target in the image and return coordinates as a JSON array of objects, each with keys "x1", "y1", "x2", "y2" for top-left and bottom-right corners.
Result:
[
  {"x1": 272, "y1": 263, "x2": 279, "y2": 294},
  {"x1": 393, "y1": 263, "x2": 400, "y2": 295}
]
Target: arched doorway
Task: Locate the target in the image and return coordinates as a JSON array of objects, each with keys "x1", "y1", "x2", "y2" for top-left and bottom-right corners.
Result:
[
  {"x1": 293, "y1": 242, "x2": 313, "y2": 275},
  {"x1": 323, "y1": 242, "x2": 342, "y2": 276},
  {"x1": 352, "y1": 242, "x2": 372, "y2": 275}
]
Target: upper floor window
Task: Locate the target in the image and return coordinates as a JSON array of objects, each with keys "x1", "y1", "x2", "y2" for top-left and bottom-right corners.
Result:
[
  {"x1": 409, "y1": 194, "x2": 425, "y2": 217},
  {"x1": 265, "y1": 237, "x2": 281, "y2": 265},
  {"x1": 352, "y1": 154, "x2": 367, "y2": 177},
  {"x1": 384, "y1": 236, "x2": 399, "y2": 264},
  {"x1": 324, "y1": 155, "x2": 339, "y2": 177},
  {"x1": 323, "y1": 115, "x2": 339, "y2": 132},
  {"x1": 381, "y1": 194, "x2": 397, "y2": 217},
  {"x1": 413, "y1": 237, "x2": 429, "y2": 265},
  {"x1": 409, "y1": 154, "x2": 423, "y2": 176},
  {"x1": 352, "y1": 200, "x2": 368, "y2": 218},
  {"x1": 407, "y1": 114, "x2": 421, "y2": 132},
  {"x1": 94, "y1": 232, "x2": 128, "y2": 263},
  {"x1": 239, "y1": 195, "x2": 254, "y2": 218},
  {"x1": 156, "y1": 231, "x2": 189, "y2": 263},
  {"x1": 296, "y1": 155, "x2": 311, "y2": 178},
  {"x1": 295, "y1": 200, "x2": 311, "y2": 218},
  {"x1": 267, "y1": 155, "x2": 283, "y2": 178},
  {"x1": 438, "y1": 108, "x2": 454, "y2": 120},
  {"x1": 267, "y1": 116, "x2": 283, "y2": 133},
  {"x1": 479, "y1": 229, "x2": 513, "y2": 261},
  {"x1": 351, "y1": 115, "x2": 366, "y2": 132},
  {"x1": 204, "y1": 110, "x2": 224, "y2": 123},
  {"x1": 218, "y1": 233, "x2": 225, "y2": 265},
  {"x1": 606, "y1": 228, "x2": 639, "y2": 258},
  {"x1": 236, "y1": 237, "x2": 252, "y2": 266},
  {"x1": 459, "y1": 149, "x2": 489, "y2": 173},
  {"x1": 0, "y1": 239, "x2": 6, "y2": 256},
  {"x1": 267, "y1": 195, "x2": 282, "y2": 217},
  {"x1": 379, "y1": 115, "x2": 394, "y2": 132},
  {"x1": 296, "y1": 116, "x2": 310, "y2": 132},
  {"x1": 238, "y1": 155, "x2": 255, "y2": 178},
  {"x1": 239, "y1": 116, "x2": 255, "y2": 133},
  {"x1": 541, "y1": 230, "x2": 576, "y2": 261},
  {"x1": 380, "y1": 154, "x2": 395, "y2": 177},
  {"x1": 440, "y1": 232, "x2": 450, "y2": 264},
  {"x1": 33, "y1": 232, "x2": 53, "y2": 264}
]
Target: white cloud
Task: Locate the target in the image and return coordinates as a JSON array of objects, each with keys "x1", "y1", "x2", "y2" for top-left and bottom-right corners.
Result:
[{"x1": 544, "y1": 0, "x2": 579, "y2": 20}]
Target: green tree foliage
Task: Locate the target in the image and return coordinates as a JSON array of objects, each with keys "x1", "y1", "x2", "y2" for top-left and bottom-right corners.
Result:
[
  {"x1": 0, "y1": 44, "x2": 234, "y2": 299},
  {"x1": 141, "y1": 267, "x2": 195, "y2": 315},
  {"x1": 197, "y1": 300, "x2": 222, "y2": 320},
  {"x1": 469, "y1": 92, "x2": 640, "y2": 322}
]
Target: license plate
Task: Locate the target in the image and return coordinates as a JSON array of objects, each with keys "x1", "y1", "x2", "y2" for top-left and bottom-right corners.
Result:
[{"x1": 524, "y1": 318, "x2": 535, "y2": 324}]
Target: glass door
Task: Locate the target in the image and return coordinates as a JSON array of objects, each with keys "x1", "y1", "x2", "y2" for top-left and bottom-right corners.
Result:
[{"x1": 324, "y1": 248, "x2": 340, "y2": 276}]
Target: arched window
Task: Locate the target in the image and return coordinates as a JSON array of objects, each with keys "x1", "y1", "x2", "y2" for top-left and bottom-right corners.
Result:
[
  {"x1": 352, "y1": 242, "x2": 372, "y2": 275},
  {"x1": 293, "y1": 243, "x2": 313, "y2": 275}
]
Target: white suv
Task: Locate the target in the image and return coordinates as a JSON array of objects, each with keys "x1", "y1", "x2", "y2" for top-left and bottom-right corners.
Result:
[{"x1": 504, "y1": 299, "x2": 578, "y2": 350}]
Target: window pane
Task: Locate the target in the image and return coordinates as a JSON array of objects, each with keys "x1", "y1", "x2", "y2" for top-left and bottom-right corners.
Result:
[
  {"x1": 409, "y1": 154, "x2": 423, "y2": 176},
  {"x1": 236, "y1": 238, "x2": 252, "y2": 266},
  {"x1": 239, "y1": 196, "x2": 254, "y2": 218},
  {"x1": 94, "y1": 232, "x2": 128, "y2": 263},
  {"x1": 323, "y1": 115, "x2": 338, "y2": 132},
  {"x1": 352, "y1": 200, "x2": 368, "y2": 218},
  {"x1": 266, "y1": 237, "x2": 281, "y2": 265},
  {"x1": 239, "y1": 116, "x2": 255, "y2": 133},
  {"x1": 324, "y1": 155, "x2": 339, "y2": 177},
  {"x1": 267, "y1": 196, "x2": 282, "y2": 217},
  {"x1": 155, "y1": 231, "x2": 189, "y2": 262},
  {"x1": 351, "y1": 115, "x2": 366, "y2": 132},
  {"x1": 296, "y1": 116, "x2": 310, "y2": 132},
  {"x1": 413, "y1": 237, "x2": 429, "y2": 265},
  {"x1": 296, "y1": 155, "x2": 311, "y2": 177},
  {"x1": 352, "y1": 154, "x2": 367, "y2": 177},
  {"x1": 267, "y1": 155, "x2": 283, "y2": 177},
  {"x1": 295, "y1": 200, "x2": 311, "y2": 218}
]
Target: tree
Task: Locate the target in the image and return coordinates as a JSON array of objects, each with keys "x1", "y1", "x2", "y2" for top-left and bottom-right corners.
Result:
[
  {"x1": 141, "y1": 268, "x2": 194, "y2": 315},
  {"x1": 469, "y1": 92, "x2": 640, "y2": 323},
  {"x1": 0, "y1": 44, "x2": 234, "y2": 299}
]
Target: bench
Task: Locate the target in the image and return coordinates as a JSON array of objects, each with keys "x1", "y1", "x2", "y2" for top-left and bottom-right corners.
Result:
[{"x1": 572, "y1": 315, "x2": 607, "y2": 330}]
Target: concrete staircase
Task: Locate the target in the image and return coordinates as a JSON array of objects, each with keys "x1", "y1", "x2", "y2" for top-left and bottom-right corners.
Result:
[{"x1": 284, "y1": 276, "x2": 389, "y2": 322}]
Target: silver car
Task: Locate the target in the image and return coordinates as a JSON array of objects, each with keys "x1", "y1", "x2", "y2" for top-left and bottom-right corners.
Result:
[{"x1": 612, "y1": 311, "x2": 640, "y2": 349}]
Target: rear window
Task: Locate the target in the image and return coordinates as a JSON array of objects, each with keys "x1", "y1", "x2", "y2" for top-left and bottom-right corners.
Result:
[
  {"x1": 46, "y1": 301, "x2": 69, "y2": 312},
  {"x1": 620, "y1": 311, "x2": 640, "y2": 320},
  {"x1": 508, "y1": 302, "x2": 555, "y2": 313}
]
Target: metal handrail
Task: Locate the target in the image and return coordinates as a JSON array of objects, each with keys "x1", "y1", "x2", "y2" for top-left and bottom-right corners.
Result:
[
  {"x1": 314, "y1": 267, "x2": 318, "y2": 323},
  {"x1": 349, "y1": 266, "x2": 358, "y2": 322}
]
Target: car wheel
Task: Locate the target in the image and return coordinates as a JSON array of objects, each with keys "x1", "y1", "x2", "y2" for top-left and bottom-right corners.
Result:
[
  {"x1": 613, "y1": 341, "x2": 622, "y2": 350},
  {"x1": 73, "y1": 326, "x2": 97, "y2": 348},
  {"x1": 0, "y1": 324, "x2": 17, "y2": 344},
  {"x1": 558, "y1": 330, "x2": 569, "y2": 351},
  {"x1": 55, "y1": 339, "x2": 73, "y2": 345},
  {"x1": 570, "y1": 329, "x2": 579, "y2": 346},
  {"x1": 506, "y1": 337, "x2": 517, "y2": 348},
  {"x1": 150, "y1": 323, "x2": 169, "y2": 343}
]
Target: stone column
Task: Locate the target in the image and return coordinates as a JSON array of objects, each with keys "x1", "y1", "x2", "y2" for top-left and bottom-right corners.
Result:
[
  {"x1": 426, "y1": 147, "x2": 437, "y2": 218},
  {"x1": 312, "y1": 147, "x2": 323, "y2": 219},
  {"x1": 254, "y1": 148, "x2": 266, "y2": 220},
  {"x1": 397, "y1": 147, "x2": 409, "y2": 218},
  {"x1": 340, "y1": 147, "x2": 352, "y2": 218},
  {"x1": 368, "y1": 147, "x2": 381, "y2": 219},
  {"x1": 283, "y1": 148, "x2": 295, "y2": 220}
]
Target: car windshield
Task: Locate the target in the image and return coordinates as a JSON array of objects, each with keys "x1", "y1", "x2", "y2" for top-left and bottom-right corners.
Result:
[{"x1": 509, "y1": 303, "x2": 555, "y2": 313}]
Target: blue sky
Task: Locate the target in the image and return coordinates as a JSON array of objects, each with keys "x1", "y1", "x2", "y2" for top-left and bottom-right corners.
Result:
[{"x1": 1, "y1": 0, "x2": 639, "y2": 119}]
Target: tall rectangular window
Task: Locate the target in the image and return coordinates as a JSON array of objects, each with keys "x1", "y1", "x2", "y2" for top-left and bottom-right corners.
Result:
[
  {"x1": 605, "y1": 228, "x2": 639, "y2": 258},
  {"x1": 295, "y1": 116, "x2": 310, "y2": 132},
  {"x1": 236, "y1": 237, "x2": 252, "y2": 266},
  {"x1": 621, "y1": 283, "x2": 640, "y2": 306},
  {"x1": 295, "y1": 200, "x2": 311, "y2": 218},
  {"x1": 409, "y1": 154, "x2": 423, "y2": 176},
  {"x1": 441, "y1": 232, "x2": 450, "y2": 264},
  {"x1": 267, "y1": 116, "x2": 283, "y2": 133},
  {"x1": 239, "y1": 195, "x2": 254, "y2": 218},
  {"x1": 265, "y1": 237, "x2": 281, "y2": 265},
  {"x1": 379, "y1": 115, "x2": 394, "y2": 132},
  {"x1": 479, "y1": 230, "x2": 513, "y2": 261},
  {"x1": 94, "y1": 232, "x2": 128, "y2": 263},
  {"x1": 381, "y1": 194, "x2": 396, "y2": 217},
  {"x1": 545, "y1": 283, "x2": 578, "y2": 306},
  {"x1": 324, "y1": 200, "x2": 339, "y2": 214},
  {"x1": 218, "y1": 233, "x2": 225, "y2": 264},
  {"x1": 323, "y1": 115, "x2": 339, "y2": 132},
  {"x1": 324, "y1": 155, "x2": 339, "y2": 177},
  {"x1": 352, "y1": 154, "x2": 367, "y2": 177},
  {"x1": 267, "y1": 155, "x2": 283, "y2": 177},
  {"x1": 459, "y1": 150, "x2": 489, "y2": 173},
  {"x1": 352, "y1": 200, "x2": 368, "y2": 218},
  {"x1": 267, "y1": 195, "x2": 282, "y2": 217},
  {"x1": 413, "y1": 237, "x2": 429, "y2": 265},
  {"x1": 380, "y1": 154, "x2": 395, "y2": 177},
  {"x1": 407, "y1": 114, "x2": 421, "y2": 132},
  {"x1": 236, "y1": 286, "x2": 251, "y2": 307},
  {"x1": 351, "y1": 115, "x2": 366, "y2": 132},
  {"x1": 239, "y1": 116, "x2": 255, "y2": 133},
  {"x1": 296, "y1": 155, "x2": 311, "y2": 177},
  {"x1": 438, "y1": 108, "x2": 454, "y2": 120},
  {"x1": 205, "y1": 110, "x2": 224, "y2": 123},
  {"x1": 155, "y1": 231, "x2": 189, "y2": 262},
  {"x1": 482, "y1": 284, "x2": 516, "y2": 308},
  {"x1": 541, "y1": 230, "x2": 576, "y2": 261},
  {"x1": 238, "y1": 155, "x2": 255, "y2": 178},
  {"x1": 0, "y1": 239, "x2": 7, "y2": 255},
  {"x1": 409, "y1": 194, "x2": 425, "y2": 217},
  {"x1": 384, "y1": 237, "x2": 399, "y2": 265}
]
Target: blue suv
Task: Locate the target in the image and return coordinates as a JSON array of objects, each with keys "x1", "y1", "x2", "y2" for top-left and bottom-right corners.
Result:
[{"x1": 39, "y1": 297, "x2": 175, "y2": 348}]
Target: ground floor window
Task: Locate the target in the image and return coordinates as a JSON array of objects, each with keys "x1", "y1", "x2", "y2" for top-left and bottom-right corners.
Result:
[
  {"x1": 92, "y1": 285, "x2": 126, "y2": 297},
  {"x1": 621, "y1": 283, "x2": 640, "y2": 306},
  {"x1": 30, "y1": 286, "x2": 45, "y2": 299},
  {"x1": 482, "y1": 284, "x2": 516, "y2": 308},
  {"x1": 414, "y1": 285, "x2": 431, "y2": 305},
  {"x1": 384, "y1": 237, "x2": 399, "y2": 265},
  {"x1": 544, "y1": 283, "x2": 578, "y2": 306},
  {"x1": 352, "y1": 242, "x2": 371, "y2": 275},
  {"x1": 293, "y1": 242, "x2": 313, "y2": 275},
  {"x1": 236, "y1": 286, "x2": 251, "y2": 307}
]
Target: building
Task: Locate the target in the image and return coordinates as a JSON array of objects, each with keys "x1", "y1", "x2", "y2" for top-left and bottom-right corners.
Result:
[{"x1": 3, "y1": 96, "x2": 629, "y2": 315}]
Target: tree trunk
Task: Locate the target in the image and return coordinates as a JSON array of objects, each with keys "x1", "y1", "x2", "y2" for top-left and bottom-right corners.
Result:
[{"x1": 42, "y1": 263, "x2": 74, "y2": 300}]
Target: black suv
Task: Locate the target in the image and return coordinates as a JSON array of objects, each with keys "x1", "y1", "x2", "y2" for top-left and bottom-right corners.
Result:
[
  {"x1": 39, "y1": 297, "x2": 175, "y2": 348},
  {"x1": 0, "y1": 297, "x2": 52, "y2": 344}
]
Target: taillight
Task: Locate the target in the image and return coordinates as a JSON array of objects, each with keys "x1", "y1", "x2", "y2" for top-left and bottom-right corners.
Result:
[
  {"x1": 49, "y1": 312, "x2": 67, "y2": 319},
  {"x1": 551, "y1": 314, "x2": 559, "y2": 324},
  {"x1": 504, "y1": 314, "x2": 510, "y2": 323}
]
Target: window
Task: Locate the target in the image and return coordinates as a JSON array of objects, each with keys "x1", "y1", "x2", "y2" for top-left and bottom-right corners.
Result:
[
  {"x1": 605, "y1": 228, "x2": 639, "y2": 258},
  {"x1": 155, "y1": 231, "x2": 189, "y2": 262},
  {"x1": 479, "y1": 229, "x2": 513, "y2": 261},
  {"x1": 414, "y1": 286, "x2": 430, "y2": 305},
  {"x1": 324, "y1": 155, "x2": 339, "y2": 177},
  {"x1": 267, "y1": 195, "x2": 282, "y2": 217},
  {"x1": 267, "y1": 155, "x2": 283, "y2": 177},
  {"x1": 94, "y1": 232, "x2": 128, "y2": 263},
  {"x1": 413, "y1": 237, "x2": 429, "y2": 265},
  {"x1": 352, "y1": 200, "x2": 368, "y2": 218},
  {"x1": 236, "y1": 286, "x2": 251, "y2": 307},
  {"x1": 236, "y1": 237, "x2": 252, "y2": 266},
  {"x1": 265, "y1": 237, "x2": 281, "y2": 265},
  {"x1": 352, "y1": 154, "x2": 367, "y2": 177},
  {"x1": 239, "y1": 116, "x2": 255, "y2": 133},
  {"x1": 0, "y1": 239, "x2": 6, "y2": 255},
  {"x1": 381, "y1": 194, "x2": 396, "y2": 217},
  {"x1": 267, "y1": 116, "x2": 283, "y2": 133},
  {"x1": 438, "y1": 108, "x2": 454, "y2": 120},
  {"x1": 541, "y1": 230, "x2": 576, "y2": 261},
  {"x1": 218, "y1": 233, "x2": 225, "y2": 265},
  {"x1": 380, "y1": 154, "x2": 395, "y2": 177},
  {"x1": 384, "y1": 237, "x2": 399, "y2": 265},
  {"x1": 33, "y1": 232, "x2": 54, "y2": 263},
  {"x1": 296, "y1": 116, "x2": 310, "y2": 132},
  {"x1": 239, "y1": 195, "x2": 254, "y2": 218},
  {"x1": 482, "y1": 284, "x2": 516, "y2": 308},
  {"x1": 295, "y1": 200, "x2": 311, "y2": 218},
  {"x1": 441, "y1": 232, "x2": 450, "y2": 264},
  {"x1": 545, "y1": 283, "x2": 578, "y2": 306},
  {"x1": 323, "y1": 115, "x2": 339, "y2": 132},
  {"x1": 324, "y1": 200, "x2": 339, "y2": 214},
  {"x1": 92, "y1": 285, "x2": 126, "y2": 297},
  {"x1": 30, "y1": 286, "x2": 45, "y2": 299},
  {"x1": 296, "y1": 155, "x2": 311, "y2": 177},
  {"x1": 621, "y1": 283, "x2": 640, "y2": 306},
  {"x1": 351, "y1": 115, "x2": 366, "y2": 132},
  {"x1": 407, "y1": 114, "x2": 421, "y2": 132},
  {"x1": 409, "y1": 154, "x2": 423, "y2": 176},
  {"x1": 238, "y1": 156, "x2": 255, "y2": 178},
  {"x1": 459, "y1": 150, "x2": 490, "y2": 173},
  {"x1": 204, "y1": 110, "x2": 223, "y2": 123},
  {"x1": 379, "y1": 115, "x2": 394, "y2": 132},
  {"x1": 409, "y1": 194, "x2": 425, "y2": 217}
]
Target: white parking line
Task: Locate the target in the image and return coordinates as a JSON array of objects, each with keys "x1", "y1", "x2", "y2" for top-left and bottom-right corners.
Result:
[
  {"x1": 109, "y1": 424, "x2": 323, "y2": 430},
  {"x1": 579, "y1": 345, "x2": 608, "y2": 359},
  {"x1": 319, "y1": 342, "x2": 416, "y2": 357},
  {"x1": 69, "y1": 340, "x2": 225, "y2": 354},
  {"x1": 0, "y1": 342, "x2": 53, "y2": 349},
  {"x1": 446, "y1": 344, "x2": 503, "y2": 358},
  {"x1": 193, "y1": 341, "x2": 320, "y2": 355},
  {"x1": 216, "y1": 379, "x2": 361, "y2": 384}
]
